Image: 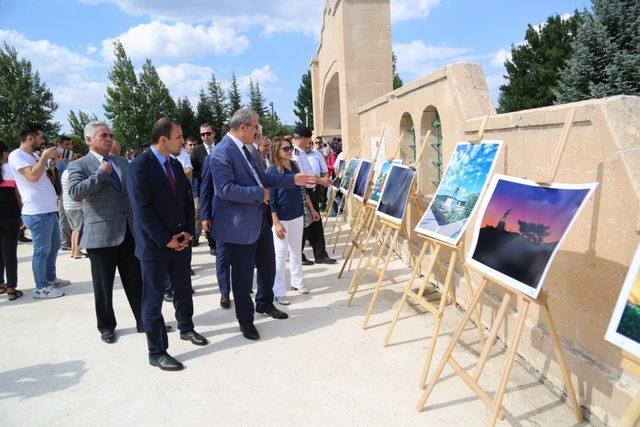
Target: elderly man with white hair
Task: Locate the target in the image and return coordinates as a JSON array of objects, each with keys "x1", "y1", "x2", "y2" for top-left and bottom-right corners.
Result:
[{"x1": 67, "y1": 120, "x2": 144, "y2": 344}]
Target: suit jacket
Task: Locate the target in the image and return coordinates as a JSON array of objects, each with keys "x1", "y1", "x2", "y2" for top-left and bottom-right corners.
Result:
[
  {"x1": 190, "y1": 143, "x2": 213, "y2": 185},
  {"x1": 209, "y1": 135, "x2": 296, "y2": 245},
  {"x1": 67, "y1": 152, "x2": 134, "y2": 249},
  {"x1": 127, "y1": 149, "x2": 195, "y2": 262},
  {"x1": 246, "y1": 144, "x2": 267, "y2": 172},
  {"x1": 199, "y1": 153, "x2": 213, "y2": 221}
]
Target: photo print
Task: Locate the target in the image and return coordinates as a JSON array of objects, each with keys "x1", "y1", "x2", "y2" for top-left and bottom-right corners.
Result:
[
  {"x1": 376, "y1": 164, "x2": 417, "y2": 224},
  {"x1": 368, "y1": 159, "x2": 402, "y2": 206},
  {"x1": 352, "y1": 160, "x2": 372, "y2": 201},
  {"x1": 339, "y1": 158, "x2": 361, "y2": 193}
]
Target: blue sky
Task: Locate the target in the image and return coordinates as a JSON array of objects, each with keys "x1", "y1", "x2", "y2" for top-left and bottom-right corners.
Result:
[{"x1": 0, "y1": 0, "x2": 590, "y2": 132}]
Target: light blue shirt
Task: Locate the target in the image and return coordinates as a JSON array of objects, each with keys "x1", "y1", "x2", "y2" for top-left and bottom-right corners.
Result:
[{"x1": 150, "y1": 145, "x2": 174, "y2": 179}]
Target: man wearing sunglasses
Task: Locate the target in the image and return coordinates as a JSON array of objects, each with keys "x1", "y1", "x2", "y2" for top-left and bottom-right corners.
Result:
[{"x1": 190, "y1": 123, "x2": 216, "y2": 254}]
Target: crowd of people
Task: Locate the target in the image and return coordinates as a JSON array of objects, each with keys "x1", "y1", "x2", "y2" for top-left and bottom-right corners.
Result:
[{"x1": 0, "y1": 108, "x2": 345, "y2": 371}]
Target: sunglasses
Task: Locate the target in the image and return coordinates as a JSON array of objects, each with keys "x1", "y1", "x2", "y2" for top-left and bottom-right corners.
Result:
[
  {"x1": 281, "y1": 146, "x2": 292, "y2": 153},
  {"x1": 200, "y1": 132, "x2": 212, "y2": 137}
]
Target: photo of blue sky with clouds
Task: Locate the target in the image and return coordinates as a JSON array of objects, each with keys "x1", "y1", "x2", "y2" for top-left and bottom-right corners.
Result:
[{"x1": 0, "y1": 0, "x2": 589, "y2": 131}]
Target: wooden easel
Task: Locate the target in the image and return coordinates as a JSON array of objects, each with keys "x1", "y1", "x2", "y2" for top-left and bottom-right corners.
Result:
[
  {"x1": 383, "y1": 118, "x2": 491, "y2": 388},
  {"x1": 416, "y1": 109, "x2": 583, "y2": 426},
  {"x1": 619, "y1": 352, "x2": 640, "y2": 427}
]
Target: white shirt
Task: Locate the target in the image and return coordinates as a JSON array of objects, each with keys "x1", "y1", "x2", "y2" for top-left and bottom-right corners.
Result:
[
  {"x1": 292, "y1": 144, "x2": 316, "y2": 189},
  {"x1": 203, "y1": 142, "x2": 214, "y2": 156},
  {"x1": 61, "y1": 169, "x2": 82, "y2": 211},
  {"x1": 228, "y1": 133, "x2": 262, "y2": 187},
  {"x1": 171, "y1": 148, "x2": 192, "y2": 170},
  {"x1": 8, "y1": 148, "x2": 58, "y2": 215},
  {"x1": 90, "y1": 150, "x2": 122, "y2": 181}
]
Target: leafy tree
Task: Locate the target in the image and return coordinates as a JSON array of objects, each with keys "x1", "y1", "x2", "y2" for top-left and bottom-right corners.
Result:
[
  {"x1": 293, "y1": 70, "x2": 313, "y2": 128},
  {"x1": 175, "y1": 97, "x2": 198, "y2": 140},
  {"x1": 555, "y1": 0, "x2": 640, "y2": 103},
  {"x1": 463, "y1": 193, "x2": 480, "y2": 217},
  {"x1": 67, "y1": 110, "x2": 98, "y2": 154},
  {"x1": 392, "y1": 51, "x2": 403, "y2": 90},
  {"x1": 195, "y1": 88, "x2": 214, "y2": 136},
  {"x1": 0, "y1": 42, "x2": 59, "y2": 148},
  {"x1": 138, "y1": 59, "x2": 176, "y2": 137},
  {"x1": 262, "y1": 102, "x2": 292, "y2": 137},
  {"x1": 207, "y1": 72, "x2": 228, "y2": 139},
  {"x1": 248, "y1": 79, "x2": 267, "y2": 118},
  {"x1": 518, "y1": 220, "x2": 551, "y2": 245},
  {"x1": 227, "y1": 72, "x2": 242, "y2": 114},
  {"x1": 497, "y1": 12, "x2": 581, "y2": 113},
  {"x1": 103, "y1": 40, "x2": 145, "y2": 149}
]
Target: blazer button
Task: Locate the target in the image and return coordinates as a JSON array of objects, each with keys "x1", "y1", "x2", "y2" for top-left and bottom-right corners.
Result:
[{"x1": 178, "y1": 223, "x2": 182, "y2": 227}]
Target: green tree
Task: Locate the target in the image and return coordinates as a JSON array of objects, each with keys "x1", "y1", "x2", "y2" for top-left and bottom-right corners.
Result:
[
  {"x1": 262, "y1": 101, "x2": 292, "y2": 137},
  {"x1": 293, "y1": 70, "x2": 313, "y2": 128},
  {"x1": 555, "y1": 0, "x2": 640, "y2": 103},
  {"x1": 0, "y1": 42, "x2": 59, "y2": 148},
  {"x1": 392, "y1": 51, "x2": 403, "y2": 90},
  {"x1": 248, "y1": 79, "x2": 267, "y2": 118},
  {"x1": 195, "y1": 88, "x2": 213, "y2": 134},
  {"x1": 497, "y1": 12, "x2": 581, "y2": 113},
  {"x1": 227, "y1": 72, "x2": 242, "y2": 114},
  {"x1": 67, "y1": 110, "x2": 98, "y2": 154},
  {"x1": 103, "y1": 40, "x2": 145, "y2": 149},
  {"x1": 138, "y1": 59, "x2": 176, "y2": 137},
  {"x1": 207, "y1": 72, "x2": 227, "y2": 138},
  {"x1": 175, "y1": 97, "x2": 198, "y2": 139}
]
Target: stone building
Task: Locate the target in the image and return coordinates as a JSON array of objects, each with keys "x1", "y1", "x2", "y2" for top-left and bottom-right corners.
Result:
[{"x1": 311, "y1": 0, "x2": 640, "y2": 423}]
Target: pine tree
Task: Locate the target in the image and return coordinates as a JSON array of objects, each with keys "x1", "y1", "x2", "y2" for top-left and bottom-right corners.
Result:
[
  {"x1": 497, "y1": 12, "x2": 581, "y2": 113},
  {"x1": 0, "y1": 42, "x2": 59, "y2": 148},
  {"x1": 175, "y1": 97, "x2": 198, "y2": 140},
  {"x1": 293, "y1": 70, "x2": 313, "y2": 127},
  {"x1": 138, "y1": 59, "x2": 176, "y2": 136},
  {"x1": 103, "y1": 40, "x2": 145, "y2": 149},
  {"x1": 392, "y1": 51, "x2": 403, "y2": 90},
  {"x1": 207, "y1": 72, "x2": 228, "y2": 138},
  {"x1": 67, "y1": 110, "x2": 98, "y2": 155},
  {"x1": 195, "y1": 88, "x2": 214, "y2": 134},
  {"x1": 227, "y1": 72, "x2": 242, "y2": 114},
  {"x1": 555, "y1": 0, "x2": 640, "y2": 103},
  {"x1": 248, "y1": 79, "x2": 267, "y2": 118}
]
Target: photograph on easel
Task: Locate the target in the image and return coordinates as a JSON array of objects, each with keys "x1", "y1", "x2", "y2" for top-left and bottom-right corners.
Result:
[
  {"x1": 375, "y1": 164, "x2": 416, "y2": 225},
  {"x1": 368, "y1": 159, "x2": 402, "y2": 206},
  {"x1": 352, "y1": 159, "x2": 372, "y2": 202},
  {"x1": 605, "y1": 243, "x2": 640, "y2": 357},
  {"x1": 415, "y1": 141, "x2": 502, "y2": 245},
  {"x1": 339, "y1": 158, "x2": 360, "y2": 193},
  {"x1": 467, "y1": 175, "x2": 596, "y2": 299}
]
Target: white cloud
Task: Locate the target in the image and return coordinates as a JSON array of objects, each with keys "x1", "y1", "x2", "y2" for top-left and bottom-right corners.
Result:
[
  {"x1": 101, "y1": 21, "x2": 250, "y2": 62},
  {"x1": 391, "y1": 0, "x2": 441, "y2": 23},
  {"x1": 237, "y1": 65, "x2": 278, "y2": 91},
  {"x1": 156, "y1": 63, "x2": 212, "y2": 106},
  {"x1": 490, "y1": 48, "x2": 511, "y2": 68},
  {"x1": 393, "y1": 40, "x2": 473, "y2": 75}
]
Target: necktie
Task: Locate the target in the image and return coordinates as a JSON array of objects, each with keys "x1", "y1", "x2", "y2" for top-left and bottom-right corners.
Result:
[
  {"x1": 164, "y1": 158, "x2": 176, "y2": 195},
  {"x1": 242, "y1": 145, "x2": 264, "y2": 186},
  {"x1": 104, "y1": 156, "x2": 122, "y2": 191}
]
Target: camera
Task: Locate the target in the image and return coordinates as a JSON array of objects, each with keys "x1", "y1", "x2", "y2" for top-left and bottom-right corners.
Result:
[{"x1": 56, "y1": 148, "x2": 73, "y2": 160}]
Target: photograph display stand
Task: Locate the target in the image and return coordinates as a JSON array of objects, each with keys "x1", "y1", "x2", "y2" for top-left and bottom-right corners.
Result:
[
  {"x1": 620, "y1": 352, "x2": 640, "y2": 427},
  {"x1": 346, "y1": 131, "x2": 432, "y2": 330},
  {"x1": 416, "y1": 109, "x2": 583, "y2": 426},
  {"x1": 322, "y1": 142, "x2": 351, "y2": 227},
  {"x1": 383, "y1": 119, "x2": 490, "y2": 388}
]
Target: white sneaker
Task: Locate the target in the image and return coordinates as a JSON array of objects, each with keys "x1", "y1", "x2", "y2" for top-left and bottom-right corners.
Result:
[
  {"x1": 50, "y1": 278, "x2": 71, "y2": 288},
  {"x1": 275, "y1": 296, "x2": 290, "y2": 305},
  {"x1": 292, "y1": 284, "x2": 309, "y2": 294},
  {"x1": 34, "y1": 286, "x2": 65, "y2": 299}
]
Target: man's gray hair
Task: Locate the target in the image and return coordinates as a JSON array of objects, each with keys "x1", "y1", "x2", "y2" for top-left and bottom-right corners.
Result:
[
  {"x1": 84, "y1": 120, "x2": 110, "y2": 140},
  {"x1": 229, "y1": 108, "x2": 257, "y2": 129}
]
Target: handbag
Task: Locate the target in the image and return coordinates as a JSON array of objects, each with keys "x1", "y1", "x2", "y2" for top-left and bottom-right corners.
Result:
[{"x1": 293, "y1": 161, "x2": 314, "y2": 228}]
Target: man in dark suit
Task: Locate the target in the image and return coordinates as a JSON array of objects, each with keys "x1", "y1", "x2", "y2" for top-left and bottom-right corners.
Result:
[
  {"x1": 128, "y1": 117, "x2": 207, "y2": 371},
  {"x1": 67, "y1": 121, "x2": 143, "y2": 344},
  {"x1": 208, "y1": 108, "x2": 316, "y2": 340},
  {"x1": 190, "y1": 123, "x2": 216, "y2": 254}
]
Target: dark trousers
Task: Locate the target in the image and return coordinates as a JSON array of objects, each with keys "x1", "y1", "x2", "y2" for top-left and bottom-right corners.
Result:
[
  {"x1": 140, "y1": 248, "x2": 194, "y2": 356},
  {"x1": 215, "y1": 240, "x2": 231, "y2": 294},
  {"x1": 205, "y1": 230, "x2": 216, "y2": 251},
  {"x1": 0, "y1": 217, "x2": 19, "y2": 288},
  {"x1": 302, "y1": 186, "x2": 328, "y2": 259},
  {"x1": 86, "y1": 228, "x2": 143, "y2": 332},
  {"x1": 221, "y1": 216, "x2": 275, "y2": 325}
]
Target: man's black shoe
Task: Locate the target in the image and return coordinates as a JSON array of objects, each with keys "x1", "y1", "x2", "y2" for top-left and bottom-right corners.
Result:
[
  {"x1": 239, "y1": 323, "x2": 260, "y2": 340},
  {"x1": 191, "y1": 240, "x2": 200, "y2": 247},
  {"x1": 220, "y1": 293, "x2": 231, "y2": 309},
  {"x1": 256, "y1": 304, "x2": 289, "y2": 319},
  {"x1": 315, "y1": 256, "x2": 337, "y2": 265},
  {"x1": 164, "y1": 291, "x2": 174, "y2": 302},
  {"x1": 18, "y1": 236, "x2": 32, "y2": 243},
  {"x1": 100, "y1": 330, "x2": 116, "y2": 344},
  {"x1": 180, "y1": 330, "x2": 208, "y2": 346},
  {"x1": 209, "y1": 248, "x2": 216, "y2": 256},
  {"x1": 301, "y1": 255, "x2": 314, "y2": 266},
  {"x1": 149, "y1": 353, "x2": 184, "y2": 371},
  {"x1": 190, "y1": 268, "x2": 195, "y2": 276},
  {"x1": 60, "y1": 243, "x2": 72, "y2": 251}
]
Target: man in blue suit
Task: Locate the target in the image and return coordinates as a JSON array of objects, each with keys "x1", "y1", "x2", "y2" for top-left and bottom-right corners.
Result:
[
  {"x1": 128, "y1": 117, "x2": 208, "y2": 371},
  {"x1": 207, "y1": 108, "x2": 316, "y2": 340},
  {"x1": 199, "y1": 151, "x2": 231, "y2": 309}
]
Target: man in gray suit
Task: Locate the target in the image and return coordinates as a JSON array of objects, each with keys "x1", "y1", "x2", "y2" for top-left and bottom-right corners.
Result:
[{"x1": 68, "y1": 121, "x2": 143, "y2": 344}]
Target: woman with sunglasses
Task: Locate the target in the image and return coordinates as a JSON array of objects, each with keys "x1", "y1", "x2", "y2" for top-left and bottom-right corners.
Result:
[{"x1": 267, "y1": 137, "x2": 320, "y2": 305}]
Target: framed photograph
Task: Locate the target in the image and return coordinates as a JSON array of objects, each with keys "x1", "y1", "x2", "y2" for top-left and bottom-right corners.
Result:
[
  {"x1": 466, "y1": 174, "x2": 596, "y2": 299},
  {"x1": 368, "y1": 159, "x2": 402, "y2": 206},
  {"x1": 415, "y1": 141, "x2": 502, "y2": 245},
  {"x1": 352, "y1": 160, "x2": 372, "y2": 202},
  {"x1": 375, "y1": 164, "x2": 416, "y2": 225},
  {"x1": 339, "y1": 158, "x2": 360, "y2": 193},
  {"x1": 605, "y1": 244, "x2": 640, "y2": 357}
]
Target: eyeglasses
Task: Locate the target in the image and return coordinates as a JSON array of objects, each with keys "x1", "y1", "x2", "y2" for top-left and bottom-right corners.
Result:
[
  {"x1": 281, "y1": 146, "x2": 292, "y2": 153},
  {"x1": 200, "y1": 132, "x2": 213, "y2": 137},
  {"x1": 98, "y1": 133, "x2": 113, "y2": 138}
]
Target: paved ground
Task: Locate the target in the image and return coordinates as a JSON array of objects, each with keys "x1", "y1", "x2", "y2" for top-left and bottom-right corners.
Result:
[{"x1": 0, "y1": 224, "x2": 587, "y2": 426}]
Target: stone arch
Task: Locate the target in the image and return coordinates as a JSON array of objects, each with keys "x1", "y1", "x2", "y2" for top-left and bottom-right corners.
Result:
[
  {"x1": 322, "y1": 72, "x2": 341, "y2": 135},
  {"x1": 398, "y1": 112, "x2": 416, "y2": 163},
  {"x1": 418, "y1": 105, "x2": 443, "y2": 192}
]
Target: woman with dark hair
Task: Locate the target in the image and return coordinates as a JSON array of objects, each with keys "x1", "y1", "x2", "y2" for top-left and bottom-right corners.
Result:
[{"x1": 0, "y1": 141, "x2": 23, "y2": 300}]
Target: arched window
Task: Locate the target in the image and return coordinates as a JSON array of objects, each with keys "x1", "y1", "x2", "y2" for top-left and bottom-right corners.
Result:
[{"x1": 419, "y1": 106, "x2": 443, "y2": 192}]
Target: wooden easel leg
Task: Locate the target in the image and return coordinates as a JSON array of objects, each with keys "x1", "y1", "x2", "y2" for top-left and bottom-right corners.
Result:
[
  {"x1": 417, "y1": 279, "x2": 489, "y2": 411},
  {"x1": 346, "y1": 217, "x2": 377, "y2": 294},
  {"x1": 363, "y1": 229, "x2": 400, "y2": 329},
  {"x1": 471, "y1": 293, "x2": 511, "y2": 383},
  {"x1": 461, "y1": 256, "x2": 486, "y2": 345},
  {"x1": 383, "y1": 241, "x2": 432, "y2": 347},
  {"x1": 620, "y1": 394, "x2": 640, "y2": 427},
  {"x1": 487, "y1": 297, "x2": 531, "y2": 427},
  {"x1": 323, "y1": 188, "x2": 337, "y2": 227},
  {"x1": 542, "y1": 301, "x2": 584, "y2": 422},
  {"x1": 339, "y1": 208, "x2": 371, "y2": 278},
  {"x1": 328, "y1": 197, "x2": 345, "y2": 246},
  {"x1": 347, "y1": 225, "x2": 387, "y2": 306}
]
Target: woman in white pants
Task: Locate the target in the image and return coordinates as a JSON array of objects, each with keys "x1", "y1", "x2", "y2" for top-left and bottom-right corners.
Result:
[{"x1": 268, "y1": 137, "x2": 320, "y2": 305}]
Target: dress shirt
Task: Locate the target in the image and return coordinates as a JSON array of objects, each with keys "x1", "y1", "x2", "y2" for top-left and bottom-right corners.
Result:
[
  {"x1": 203, "y1": 142, "x2": 214, "y2": 156},
  {"x1": 90, "y1": 150, "x2": 122, "y2": 180},
  {"x1": 228, "y1": 133, "x2": 263, "y2": 187},
  {"x1": 310, "y1": 149, "x2": 328, "y2": 175},
  {"x1": 171, "y1": 147, "x2": 192, "y2": 170},
  {"x1": 149, "y1": 145, "x2": 175, "y2": 181},
  {"x1": 292, "y1": 145, "x2": 316, "y2": 189}
]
